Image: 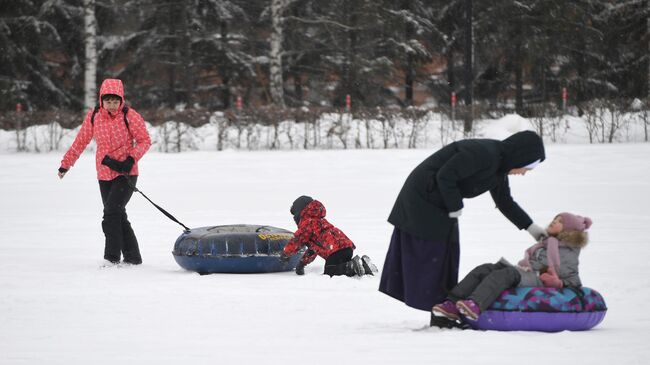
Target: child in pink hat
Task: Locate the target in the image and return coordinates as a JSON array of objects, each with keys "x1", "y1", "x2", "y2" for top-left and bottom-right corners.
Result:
[{"x1": 432, "y1": 212, "x2": 592, "y2": 323}]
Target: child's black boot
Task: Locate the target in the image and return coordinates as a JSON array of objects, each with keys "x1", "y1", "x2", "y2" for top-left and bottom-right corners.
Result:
[
  {"x1": 351, "y1": 255, "x2": 365, "y2": 276},
  {"x1": 361, "y1": 255, "x2": 378, "y2": 275}
]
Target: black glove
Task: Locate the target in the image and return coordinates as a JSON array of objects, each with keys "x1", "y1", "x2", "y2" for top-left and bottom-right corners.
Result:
[
  {"x1": 57, "y1": 167, "x2": 68, "y2": 179},
  {"x1": 279, "y1": 252, "x2": 290, "y2": 263},
  {"x1": 102, "y1": 155, "x2": 135, "y2": 173},
  {"x1": 102, "y1": 155, "x2": 122, "y2": 172},
  {"x1": 121, "y1": 156, "x2": 135, "y2": 173},
  {"x1": 295, "y1": 262, "x2": 305, "y2": 275}
]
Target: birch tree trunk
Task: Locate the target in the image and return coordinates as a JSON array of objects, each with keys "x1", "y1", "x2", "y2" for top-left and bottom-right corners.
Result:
[
  {"x1": 402, "y1": 0, "x2": 414, "y2": 106},
  {"x1": 463, "y1": 0, "x2": 473, "y2": 135},
  {"x1": 647, "y1": 0, "x2": 650, "y2": 98},
  {"x1": 220, "y1": 21, "x2": 231, "y2": 109},
  {"x1": 83, "y1": 0, "x2": 97, "y2": 110},
  {"x1": 269, "y1": 0, "x2": 285, "y2": 107}
]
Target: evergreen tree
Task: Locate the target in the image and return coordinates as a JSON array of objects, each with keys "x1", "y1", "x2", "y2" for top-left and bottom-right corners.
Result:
[
  {"x1": 383, "y1": 0, "x2": 433, "y2": 106},
  {"x1": 427, "y1": 0, "x2": 464, "y2": 105},
  {"x1": 102, "y1": 0, "x2": 252, "y2": 109},
  {"x1": 594, "y1": 1, "x2": 649, "y2": 98},
  {"x1": 304, "y1": 0, "x2": 405, "y2": 107},
  {"x1": 0, "y1": 0, "x2": 84, "y2": 110}
]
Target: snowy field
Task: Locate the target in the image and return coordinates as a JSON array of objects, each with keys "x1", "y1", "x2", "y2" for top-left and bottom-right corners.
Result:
[{"x1": 1, "y1": 142, "x2": 650, "y2": 364}]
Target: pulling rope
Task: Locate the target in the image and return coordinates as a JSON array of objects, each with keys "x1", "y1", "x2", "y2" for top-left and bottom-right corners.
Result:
[
  {"x1": 102, "y1": 141, "x2": 191, "y2": 232},
  {"x1": 123, "y1": 176, "x2": 191, "y2": 232}
]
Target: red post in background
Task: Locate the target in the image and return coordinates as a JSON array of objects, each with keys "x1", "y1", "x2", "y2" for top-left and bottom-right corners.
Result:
[
  {"x1": 562, "y1": 87, "x2": 568, "y2": 113},
  {"x1": 345, "y1": 94, "x2": 351, "y2": 111},
  {"x1": 451, "y1": 92, "x2": 457, "y2": 120},
  {"x1": 16, "y1": 103, "x2": 22, "y2": 113},
  {"x1": 236, "y1": 96, "x2": 242, "y2": 111}
]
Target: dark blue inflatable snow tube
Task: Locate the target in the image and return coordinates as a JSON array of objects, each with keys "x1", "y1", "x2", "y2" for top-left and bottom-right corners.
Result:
[
  {"x1": 467, "y1": 287, "x2": 607, "y2": 332},
  {"x1": 172, "y1": 224, "x2": 301, "y2": 274}
]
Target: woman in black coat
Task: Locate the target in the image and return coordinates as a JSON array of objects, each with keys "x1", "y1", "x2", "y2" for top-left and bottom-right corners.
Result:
[{"x1": 378, "y1": 131, "x2": 547, "y2": 316}]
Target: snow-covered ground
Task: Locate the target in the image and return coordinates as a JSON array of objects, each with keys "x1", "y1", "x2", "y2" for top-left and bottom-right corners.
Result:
[{"x1": 1, "y1": 130, "x2": 650, "y2": 363}]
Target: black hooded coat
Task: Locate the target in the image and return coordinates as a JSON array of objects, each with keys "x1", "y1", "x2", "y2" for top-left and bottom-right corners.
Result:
[
  {"x1": 379, "y1": 131, "x2": 545, "y2": 311},
  {"x1": 388, "y1": 130, "x2": 545, "y2": 241}
]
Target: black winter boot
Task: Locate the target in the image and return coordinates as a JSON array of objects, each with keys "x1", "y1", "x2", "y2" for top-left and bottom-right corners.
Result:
[
  {"x1": 361, "y1": 255, "x2": 378, "y2": 275},
  {"x1": 351, "y1": 256, "x2": 365, "y2": 276},
  {"x1": 430, "y1": 313, "x2": 471, "y2": 330},
  {"x1": 324, "y1": 259, "x2": 363, "y2": 277}
]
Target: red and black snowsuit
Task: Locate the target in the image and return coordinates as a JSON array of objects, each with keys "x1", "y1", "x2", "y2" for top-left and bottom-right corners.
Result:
[
  {"x1": 283, "y1": 200, "x2": 355, "y2": 268},
  {"x1": 59, "y1": 78, "x2": 151, "y2": 264}
]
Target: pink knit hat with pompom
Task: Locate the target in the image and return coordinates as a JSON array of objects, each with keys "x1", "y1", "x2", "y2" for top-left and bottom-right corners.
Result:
[{"x1": 558, "y1": 212, "x2": 593, "y2": 232}]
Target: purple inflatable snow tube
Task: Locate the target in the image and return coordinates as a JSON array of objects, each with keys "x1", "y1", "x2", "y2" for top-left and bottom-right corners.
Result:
[{"x1": 467, "y1": 287, "x2": 607, "y2": 332}]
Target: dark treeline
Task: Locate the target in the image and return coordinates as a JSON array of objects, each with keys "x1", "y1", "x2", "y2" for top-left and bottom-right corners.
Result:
[{"x1": 1, "y1": 0, "x2": 648, "y2": 117}]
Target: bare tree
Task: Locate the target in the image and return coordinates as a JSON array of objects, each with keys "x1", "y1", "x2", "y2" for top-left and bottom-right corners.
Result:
[
  {"x1": 365, "y1": 119, "x2": 375, "y2": 148},
  {"x1": 326, "y1": 112, "x2": 351, "y2": 149},
  {"x1": 642, "y1": 99, "x2": 649, "y2": 142},
  {"x1": 269, "y1": 0, "x2": 291, "y2": 107},
  {"x1": 45, "y1": 119, "x2": 68, "y2": 152},
  {"x1": 377, "y1": 109, "x2": 400, "y2": 149},
  {"x1": 582, "y1": 102, "x2": 603, "y2": 144},
  {"x1": 14, "y1": 111, "x2": 26, "y2": 152},
  {"x1": 581, "y1": 99, "x2": 630, "y2": 143},
  {"x1": 83, "y1": 0, "x2": 97, "y2": 110},
  {"x1": 528, "y1": 104, "x2": 565, "y2": 142},
  {"x1": 214, "y1": 113, "x2": 231, "y2": 151},
  {"x1": 606, "y1": 100, "x2": 630, "y2": 143},
  {"x1": 282, "y1": 120, "x2": 296, "y2": 149},
  {"x1": 404, "y1": 108, "x2": 428, "y2": 148},
  {"x1": 436, "y1": 109, "x2": 460, "y2": 146}
]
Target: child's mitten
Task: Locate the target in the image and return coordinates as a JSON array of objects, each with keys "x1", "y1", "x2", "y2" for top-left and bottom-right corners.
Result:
[
  {"x1": 295, "y1": 262, "x2": 305, "y2": 275},
  {"x1": 540, "y1": 266, "x2": 563, "y2": 288}
]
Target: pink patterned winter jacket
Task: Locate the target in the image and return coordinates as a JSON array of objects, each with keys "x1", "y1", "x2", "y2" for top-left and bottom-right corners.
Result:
[{"x1": 60, "y1": 79, "x2": 151, "y2": 180}]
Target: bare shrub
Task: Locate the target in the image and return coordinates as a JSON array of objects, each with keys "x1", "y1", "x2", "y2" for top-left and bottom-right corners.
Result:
[
  {"x1": 581, "y1": 99, "x2": 632, "y2": 143},
  {"x1": 528, "y1": 103, "x2": 567, "y2": 142}
]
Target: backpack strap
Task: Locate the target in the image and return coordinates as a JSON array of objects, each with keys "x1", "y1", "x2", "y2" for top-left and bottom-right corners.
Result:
[
  {"x1": 122, "y1": 106, "x2": 130, "y2": 129},
  {"x1": 90, "y1": 105, "x2": 100, "y2": 125},
  {"x1": 90, "y1": 105, "x2": 130, "y2": 132}
]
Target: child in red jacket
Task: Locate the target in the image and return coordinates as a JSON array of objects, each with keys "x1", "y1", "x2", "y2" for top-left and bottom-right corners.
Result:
[{"x1": 281, "y1": 196, "x2": 378, "y2": 277}]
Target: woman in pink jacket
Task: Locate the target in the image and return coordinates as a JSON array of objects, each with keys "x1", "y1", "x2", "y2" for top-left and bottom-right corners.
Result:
[{"x1": 58, "y1": 79, "x2": 151, "y2": 265}]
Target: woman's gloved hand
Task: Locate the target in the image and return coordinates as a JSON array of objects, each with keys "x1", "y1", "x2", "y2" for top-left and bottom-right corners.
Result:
[
  {"x1": 526, "y1": 223, "x2": 548, "y2": 241},
  {"x1": 448, "y1": 209, "x2": 462, "y2": 219},
  {"x1": 102, "y1": 155, "x2": 135, "y2": 173}
]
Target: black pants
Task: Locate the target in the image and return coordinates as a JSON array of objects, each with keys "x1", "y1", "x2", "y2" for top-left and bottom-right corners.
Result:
[
  {"x1": 446, "y1": 262, "x2": 521, "y2": 311},
  {"x1": 323, "y1": 247, "x2": 354, "y2": 277},
  {"x1": 99, "y1": 176, "x2": 141, "y2": 264}
]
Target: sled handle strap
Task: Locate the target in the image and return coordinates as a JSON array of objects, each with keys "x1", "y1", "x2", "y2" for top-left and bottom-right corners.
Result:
[
  {"x1": 124, "y1": 177, "x2": 191, "y2": 232},
  {"x1": 134, "y1": 187, "x2": 191, "y2": 232}
]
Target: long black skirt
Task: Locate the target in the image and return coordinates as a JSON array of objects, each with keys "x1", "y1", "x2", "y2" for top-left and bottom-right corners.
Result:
[{"x1": 378, "y1": 227, "x2": 459, "y2": 311}]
